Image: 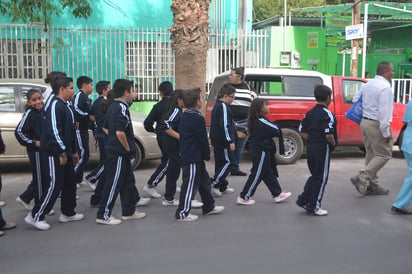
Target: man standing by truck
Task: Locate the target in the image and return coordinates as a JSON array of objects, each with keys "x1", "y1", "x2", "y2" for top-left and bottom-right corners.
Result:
[
  {"x1": 351, "y1": 61, "x2": 395, "y2": 196},
  {"x1": 229, "y1": 67, "x2": 257, "y2": 176}
]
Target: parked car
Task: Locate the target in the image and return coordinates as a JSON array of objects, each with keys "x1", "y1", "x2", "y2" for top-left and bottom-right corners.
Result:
[
  {"x1": 206, "y1": 68, "x2": 406, "y2": 164},
  {"x1": 0, "y1": 79, "x2": 160, "y2": 169}
]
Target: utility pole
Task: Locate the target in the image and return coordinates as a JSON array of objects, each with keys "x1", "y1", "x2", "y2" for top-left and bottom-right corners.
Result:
[
  {"x1": 351, "y1": 0, "x2": 361, "y2": 77},
  {"x1": 238, "y1": 0, "x2": 247, "y2": 66}
]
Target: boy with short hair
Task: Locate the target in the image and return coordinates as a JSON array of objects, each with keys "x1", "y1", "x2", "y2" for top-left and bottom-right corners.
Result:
[
  {"x1": 296, "y1": 85, "x2": 337, "y2": 216},
  {"x1": 143, "y1": 81, "x2": 173, "y2": 198},
  {"x1": 73, "y1": 76, "x2": 94, "y2": 185},
  {"x1": 96, "y1": 79, "x2": 146, "y2": 225},
  {"x1": 85, "y1": 80, "x2": 111, "y2": 191},
  {"x1": 210, "y1": 84, "x2": 236, "y2": 197},
  {"x1": 175, "y1": 88, "x2": 224, "y2": 221}
]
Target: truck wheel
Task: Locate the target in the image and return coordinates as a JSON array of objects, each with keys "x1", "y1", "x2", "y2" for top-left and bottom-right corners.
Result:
[
  {"x1": 131, "y1": 141, "x2": 143, "y2": 170},
  {"x1": 275, "y1": 128, "x2": 304, "y2": 165}
]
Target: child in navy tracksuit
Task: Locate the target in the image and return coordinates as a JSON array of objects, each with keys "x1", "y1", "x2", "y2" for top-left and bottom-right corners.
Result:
[
  {"x1": 0, "y1": 130, "x2": 17, "y2": 236},
  {"x1": 89, "y1": 90, "x2": 114, "y2": 207},
  {"x1": 159, "y1": 89, "x2": 184, "y2": 205},
  {"x1": 15, "y1": 89, "x2": 44, "y2": 210},
  {"x1": 210, "y1": 84, "x2": 236, "y2": 197},
  {"x1": 175, "y1": 88, "x2": 224, "y2": 221},
  {"x1": 25, "y1": 76, "x2": 84, "y2": 230},
  {"x1": 296, "y1": 85, "x2": 337, "y2": 216},
  {"x1": 85, "y1": 80, "x2": 111, "y2": 190},
  {"x1": 96, "y1": 79, "x2": 146, "y2": 225},
  {"x1": 73, "y1": 76, "x2": 94, "y2": 185},
  {"x1": 237, "y1": 99, "x2": 291, "y2": 205},
  {"x1": 143, "y1": 81, "x2": 173, "y2": 198}
]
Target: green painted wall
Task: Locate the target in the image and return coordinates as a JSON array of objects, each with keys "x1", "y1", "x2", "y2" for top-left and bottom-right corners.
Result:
[
  {"x1": 268, "y1": 26, "x2": 328, "y2": 72},
  {"x1": 0, "y1": 1, "x2": 173, "y2": 27},
  {"x1": 0, "y1": 0, "x2": 250, "y2": 30},
  {"x1": 130, "y1": 101, "x2": 156, "y2": 115},
  {"x1": 0, "y1": 1, "x2": 254, "y2": 113}
]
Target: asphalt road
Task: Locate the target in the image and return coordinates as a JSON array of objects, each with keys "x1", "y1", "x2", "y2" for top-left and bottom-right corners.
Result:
[{"x1": 0, "y1": 150, "x2": 411, "y2": 274}]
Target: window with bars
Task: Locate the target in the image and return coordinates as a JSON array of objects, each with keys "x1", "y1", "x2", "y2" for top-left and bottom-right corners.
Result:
[
  {"x1": 0, "y1": 40, "x2": 48, "y2": 79},
  {"x1": 125, "y1": 40, "x2": 174, "y2": 100}
]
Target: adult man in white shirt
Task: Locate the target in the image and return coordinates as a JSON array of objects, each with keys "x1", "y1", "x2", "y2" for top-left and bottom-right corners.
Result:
[{"x1": 351, "y1": 61, "x2": 395, "y2": 195}]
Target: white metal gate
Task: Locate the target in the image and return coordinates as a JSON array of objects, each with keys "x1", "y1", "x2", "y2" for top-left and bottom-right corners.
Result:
[{"x1": 1, "y1": 23, "x2": 268, "y2": 100}]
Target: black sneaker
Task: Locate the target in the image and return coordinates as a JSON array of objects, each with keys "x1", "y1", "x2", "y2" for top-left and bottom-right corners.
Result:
[
  {"x1": 231, "y1": 170, "x2": 247, "y2": 176},
  {"x1": 296, "y1": 199, "x2": 307, "y2": 210},
  {"x1": 391, "y1": 206, "x2": 412, "y2": 214}
]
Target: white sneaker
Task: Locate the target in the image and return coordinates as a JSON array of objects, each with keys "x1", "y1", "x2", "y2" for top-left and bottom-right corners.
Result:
[
  {"x1": 48, "y1": 209, "x2": 55, "y2": 216},
  {"x1": 136, "y1": 197, "x2": 151, "y2": 206},
  {"x1": 121, "y1": 211, "x2": 146, "y2": 220},
  {"x1": 58, "y1": 213, "x2": 85, "y2": 223},
  {"x1": 16, "y1": 197, "x2": 33, "y2": 210},
  {"x1": 176, "y1": 186, "x2": 181, "y2": 193},
  {"x1": 191, "y1": 199, "x2": 203, "y2": 208},
  {"x1": 236, "y1": 196, "x2": 256, "y2": 205},
  {"x1": 24, "y1": 213, "x2": 50, "y2": 230},
  {"x1": 176, "y1": 213, "x2": 198, "y2": 222},
  {"x1": 314, "y1": 208, "x2": 328, "y2": 216},
  {"x1": 212, "y1": 188, "x2": 222, "y2": 197},
  {"x1": 274, "y1": 192, "x2": 291, "y2": 203},
  {"x1": 162, "y1": 198, "x2": 179, "y2": 206},
  {"x1": 0, "y1": 201, "x2": 6, "y2": 207},
  {"x1": 96, "y1": 216, "x2": 122, "y2": 225},
  {"x1": 205, "y1": 205, "x2": 225, "y2": 215},
  {"x1": 143, "y1": 185, "x2": 161, "y2": 198},
  {"x1": 222, "y1": 187, "x2": 235, "y2": 194}
]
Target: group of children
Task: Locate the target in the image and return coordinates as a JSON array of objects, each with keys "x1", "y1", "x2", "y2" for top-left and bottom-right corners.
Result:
[
  {"x1": 5, "y1": 74, "x2": 337, "y2": 232},
  {"x1": 138, "y1": 82, "x2": 337, "y2": 220},
  {"x1": 10, "y1": 73, "x2": 148, "y2": 230}
]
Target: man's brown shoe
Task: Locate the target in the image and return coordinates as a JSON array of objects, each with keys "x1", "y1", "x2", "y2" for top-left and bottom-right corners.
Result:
[
  {"x1": 351, "y1": 176, "x2": 367, "y2": 195},
  {"x1": 366, "y1": 186, "x2": 389, "y2": 195}
]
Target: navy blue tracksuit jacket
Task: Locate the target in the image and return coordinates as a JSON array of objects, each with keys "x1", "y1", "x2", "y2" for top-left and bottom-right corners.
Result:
[{"x1": 210, "y1": 99, "x2": 236, "y2": 191}]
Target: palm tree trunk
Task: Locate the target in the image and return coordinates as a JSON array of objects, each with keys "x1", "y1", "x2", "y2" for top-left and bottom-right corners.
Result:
[{"x1": 170, "y1": 0, "x2": 210, "y2": 114}]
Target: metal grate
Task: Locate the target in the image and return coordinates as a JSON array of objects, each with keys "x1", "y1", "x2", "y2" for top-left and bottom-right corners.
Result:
[
  {"x1": 0, "y1": 23, "x2": 268, "y2": 100},
  {"x1": 0, "y1": 24, "x2": 48, "y2": 79}
]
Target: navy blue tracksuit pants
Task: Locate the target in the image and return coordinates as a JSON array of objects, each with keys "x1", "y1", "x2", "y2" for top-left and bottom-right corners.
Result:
[
  {"x1": 164, "y1": 148, "x2": 180, "y2": 201},
  {"x1": 86, "y1": 136, "x2": 106, "y2": 184},
  {"x1": 31, "y1": 154, "x2": 77, "y2": 221},
  {"x1": 74, "y1": 130, "x2": 90, "y2": 184},
  {"x1": 19, "y1": 149, "x2": 42, "y2": 205},
  {"x1": 90, "y1": 164, "x2": 106, "y2": 206},
  {"x1": 147, "y1": 133, "x2": 168, "y2": 186},
  {"x1": 297, "y1": 142, "x2": 330, "y2": 214},
  {"x1": 175, "y1": 162, "x2": 215, "y2": 219},
  {"x1": 97, "y1": 156, "x2": 137, "y2": 220},
  {"x1": 211, "y1": 146, "x2": 233, "y2": 192},
  {"x1": 0, "y1": 173, "x2": 5, "y2": 227},
  {"x1": 240, "y1": 150, "x2": 282, "y2": 200}
]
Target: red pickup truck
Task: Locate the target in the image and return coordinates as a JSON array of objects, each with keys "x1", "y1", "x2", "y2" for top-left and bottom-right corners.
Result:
[{"x1": 206, "y1": 68, "x2": 406, "y2": 164}]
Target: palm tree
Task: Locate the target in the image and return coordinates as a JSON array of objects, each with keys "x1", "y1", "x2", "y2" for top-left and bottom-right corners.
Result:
[{"x1": 170, "y1": 0, "x2": 210, "y2": 114}]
